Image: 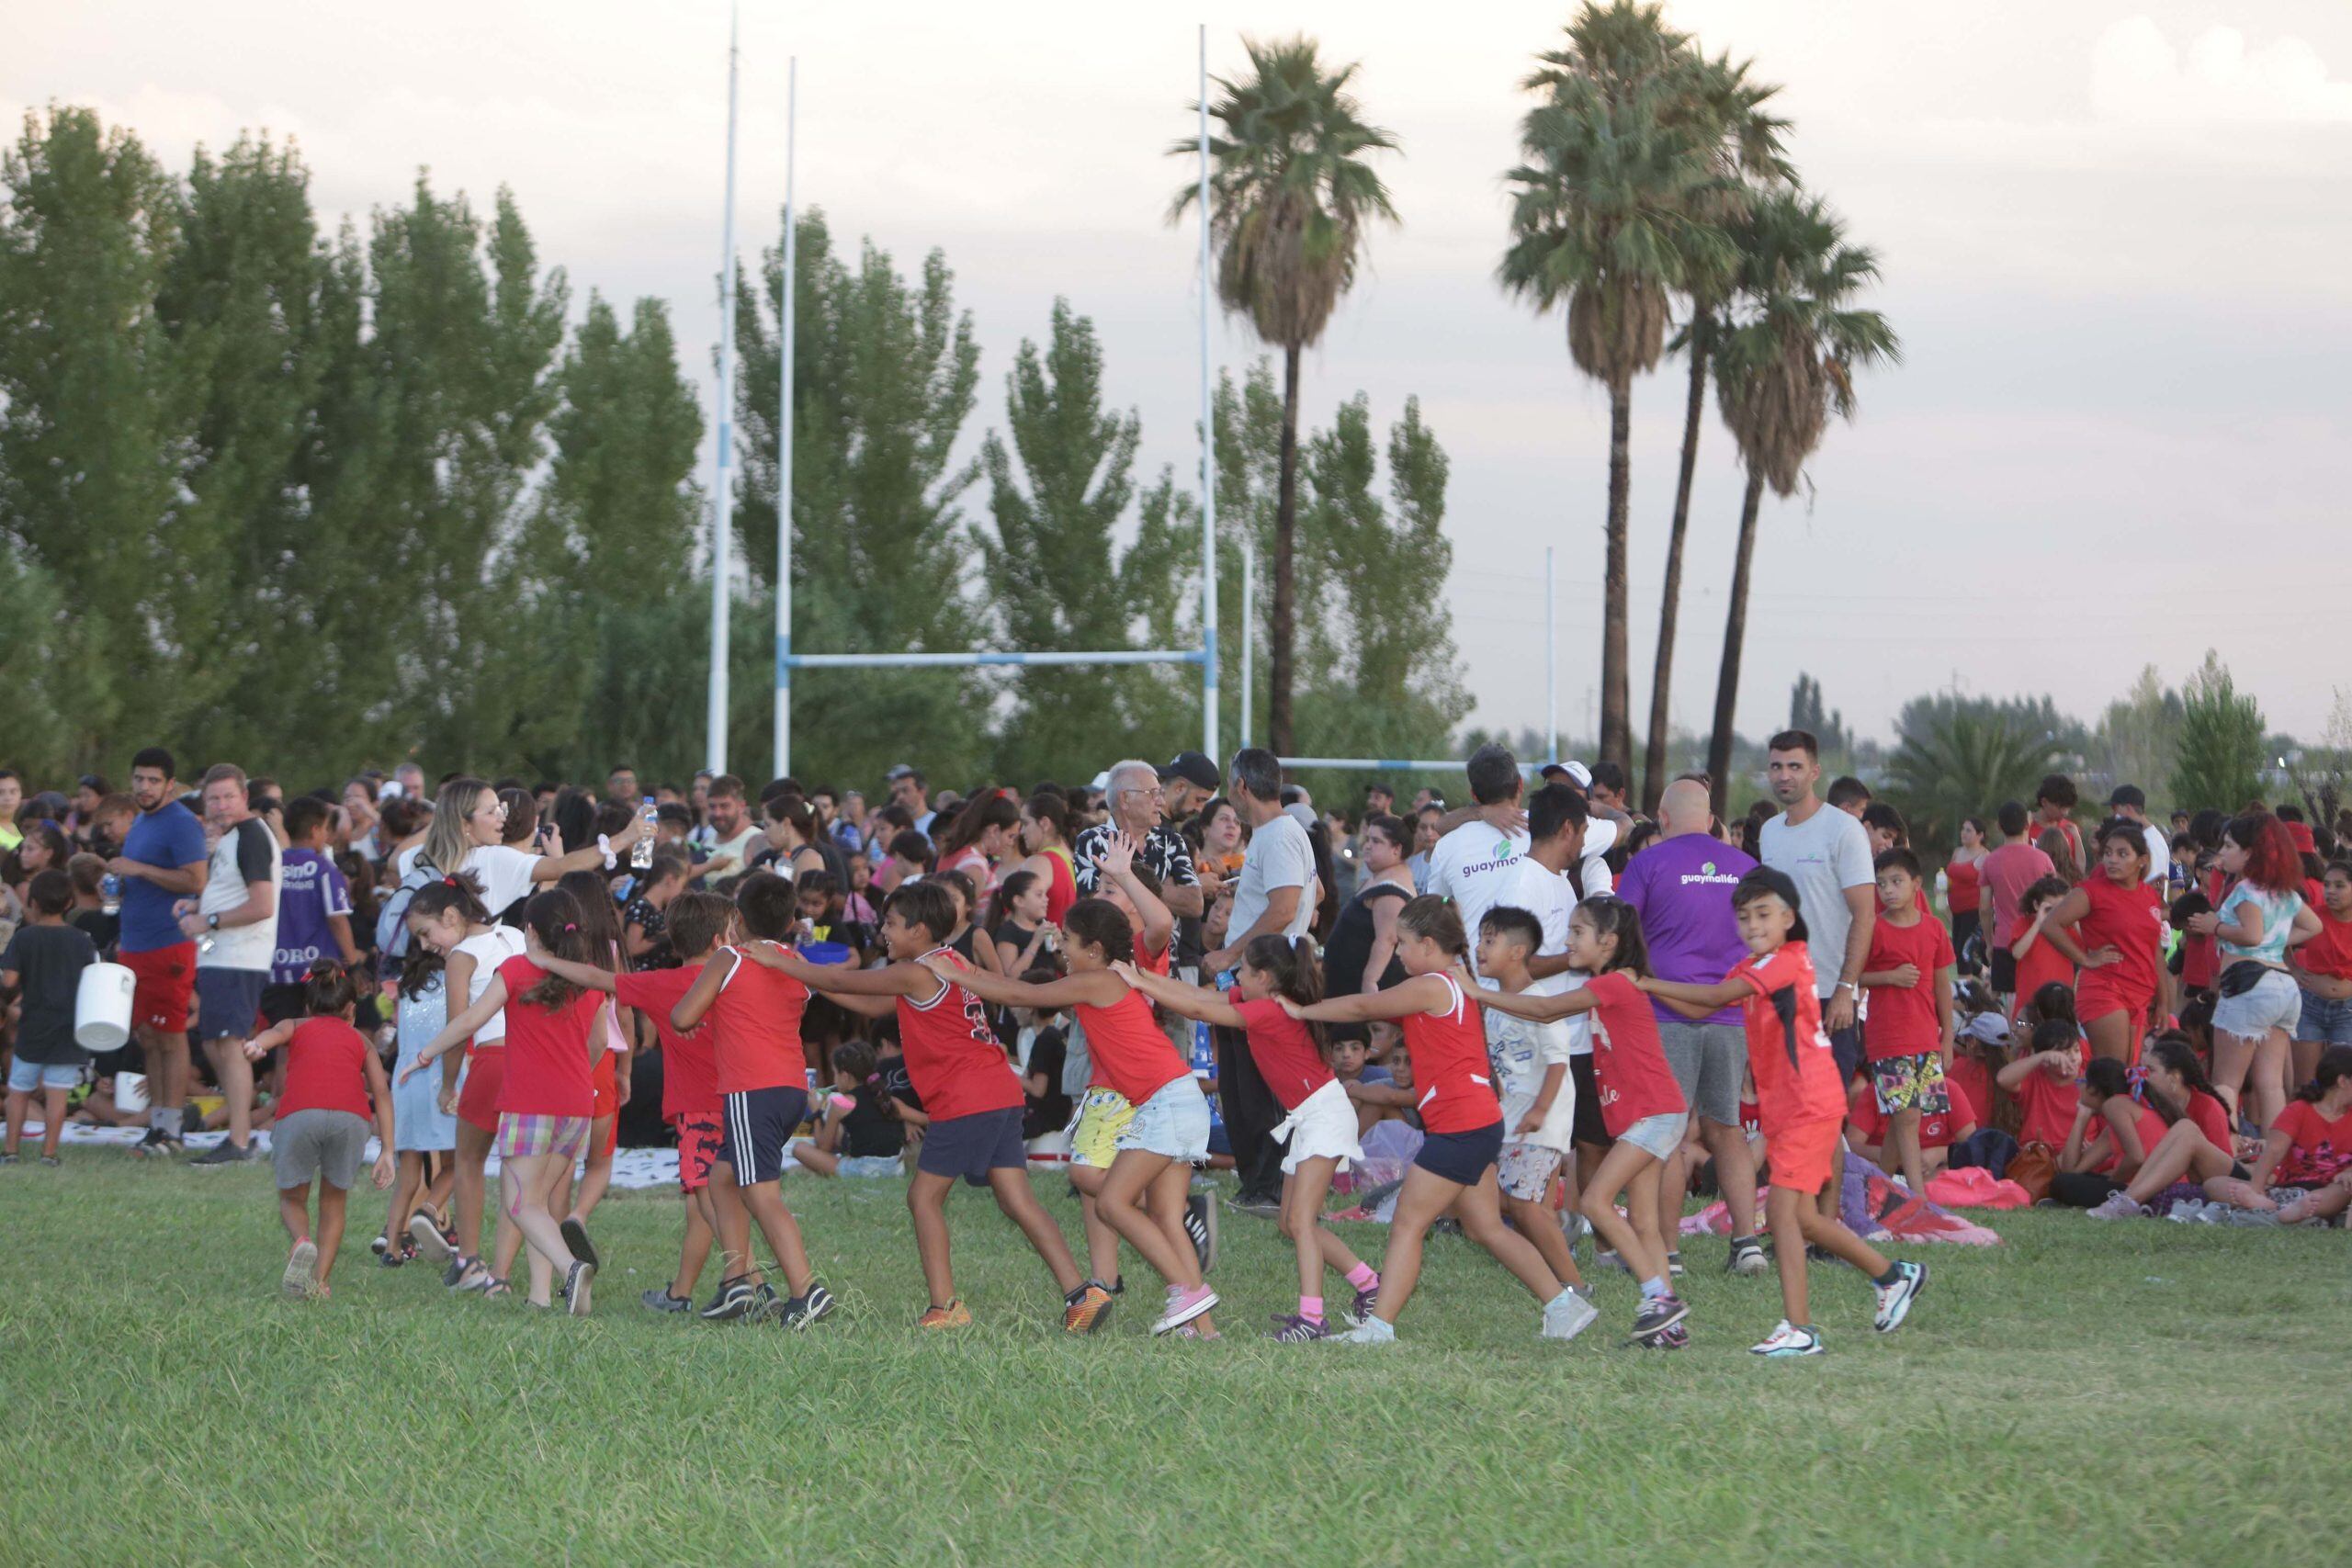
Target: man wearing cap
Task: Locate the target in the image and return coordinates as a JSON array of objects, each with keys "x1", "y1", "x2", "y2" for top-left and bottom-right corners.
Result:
[
  {"x1": 1363, "y1": 781, "x2": 1395, "y2": 819},
  {"x1": 884, "y1": 765, "x2": 935, "y2": 838},
  {"x1": 1158, "y1": 750, "x2": 1220, "y2": 824},
  {"x1": 2108, "y1": 785, "x2": 2170, "y2": 886}
]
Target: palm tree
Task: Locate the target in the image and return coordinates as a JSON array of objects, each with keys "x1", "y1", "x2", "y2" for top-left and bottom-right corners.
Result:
[
  {"x1": 1639, "y1": 49, "x2": 1792, "y2": 811},
  {"x1": 1171, "y1": 36, "x2": 1399, "y2": 756},
  {"x1": 1883, "y1": 705, "x2": 2064, "y2": 851},
  {"x1": 1502, "y1": 4, "x2": 1732, "y2": 774},
  {"x1": 1702, "y1": 193, "x2": 1900, "y2": 816}
]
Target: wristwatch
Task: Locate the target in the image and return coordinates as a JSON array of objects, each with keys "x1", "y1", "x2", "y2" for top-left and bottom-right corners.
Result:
[{"x1": 207, "y1": 913, "x2": 220, "y2": 931}]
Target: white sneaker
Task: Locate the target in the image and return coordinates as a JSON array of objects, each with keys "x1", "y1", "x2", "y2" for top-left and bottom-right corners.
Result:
[
  {"x1": 1750, "y1": 1319, "x2": 1823, "y2": 1358},
  {"x1": 1335, "y1": 1314, "x2": 1396, "y2": 1346},
  {"x1": 1540, "y1": 1288, "x2": 1600, "y2": 1342},
  {"x1": 2086, "y1": 1190, "x2": 2147, "y2": 1222}
]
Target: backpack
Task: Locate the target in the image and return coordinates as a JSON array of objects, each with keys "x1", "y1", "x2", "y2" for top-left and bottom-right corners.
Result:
[{"x1": 373, "y1": 852, "x2": 442, "y2": 972}]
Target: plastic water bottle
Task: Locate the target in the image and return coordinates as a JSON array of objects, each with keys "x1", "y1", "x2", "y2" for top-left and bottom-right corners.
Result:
[
  {"x1": 630, "y1": 797, "x2": 658, "y2": 870},
  {"x1": 101, "y1": 874, "x2": 121, "y2": 915}
]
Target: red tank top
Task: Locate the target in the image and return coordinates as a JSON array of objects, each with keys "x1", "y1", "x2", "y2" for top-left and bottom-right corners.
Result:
[
  {"x1": 1404, "y1": 974, "x2": 1501, "y2": 1134},
  {"x1": 1075, "y1": 987, "x2": 1190, "y2": 1105},
  {"x1": 279, "y1": 1017, "x2": 373, "y2": 1120},
  {"x1": 1043, "y1": 848, "x2": 1077, "y2": 925},
  {"x1": 1944, "y1": 855, "x2": 1981, "y2": 919},
  {"x1": 896, "y1": 948, "x2": 1022, "y2": 1121}
]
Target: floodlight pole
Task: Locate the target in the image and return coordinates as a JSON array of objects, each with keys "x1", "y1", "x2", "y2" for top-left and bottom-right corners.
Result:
[
  {"x1": 1197, "y1": 22, "x2": 1218, "y2": 765},
  {"x1": 706, "y1": 5, "x2": 741, "y2": 774},
  {"x1": 1240, "y1": 536, "x2": 1254, "y2": 748},
  {"x1": 774, "y1": 55, "x2": 797, "y2": 781},
  {"x1": 1546, "y1": 544, "x2": 1558, "y2": 764}
]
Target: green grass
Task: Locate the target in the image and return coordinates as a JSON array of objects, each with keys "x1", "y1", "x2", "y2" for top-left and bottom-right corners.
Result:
[{"x1": 3, "y1": 1156, "x2": 2347, "y2": 1565}]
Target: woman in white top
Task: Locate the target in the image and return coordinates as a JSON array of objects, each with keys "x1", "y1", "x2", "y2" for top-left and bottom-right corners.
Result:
[{"x1": 401, "y1": 776, "x2": 646, "y2": 916}]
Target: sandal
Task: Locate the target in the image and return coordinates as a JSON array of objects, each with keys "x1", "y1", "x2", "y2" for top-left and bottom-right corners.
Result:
[{"x1": 481, "y1": 1279, "x2": 513, "y2": 1300}]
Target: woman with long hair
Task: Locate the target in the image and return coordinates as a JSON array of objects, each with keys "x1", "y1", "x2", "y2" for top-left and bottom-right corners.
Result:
[
  {"x1": 405, "y1": 778, "x2": 644, "y2": 924},
  {"x1": 1945, "y1": 817, "x2": 1989, "y2": 960},
  {"x1": 1014, "y1": 793, "x2": 1079, "y2": 926},
  {"x1": 2036, "y1": 820, "x2": 2164, "y2": 1064},
  {"x1": 935, "y1": 791, "x2": 1021, "y2": 914},
  {"x1": 557, "y1": 869, "x2": 634, "y2": 1231},
  {"x1": 761, "y1": 794, "x2": 831, "y2": 886},
  {"x1": 2188, "y1": 813, "x2": 2322, "y2": 1129}
]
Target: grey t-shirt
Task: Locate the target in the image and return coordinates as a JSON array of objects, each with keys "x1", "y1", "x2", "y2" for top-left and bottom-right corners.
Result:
[
  {"x1": 1228, "y1": 813, "x2": 1316, "y2": 951},
  {"x1": 1759, "y1": 804, "x2": 1875, "y2": 999}
]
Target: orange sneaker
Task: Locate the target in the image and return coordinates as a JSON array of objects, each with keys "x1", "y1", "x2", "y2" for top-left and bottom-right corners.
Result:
[
  {"x1": 1062, "y1": 1282, "x2": 1114, "y2": 1335},
  {"x1": 917, "y1": 1299, "x2": 972, "y2": 1329}
]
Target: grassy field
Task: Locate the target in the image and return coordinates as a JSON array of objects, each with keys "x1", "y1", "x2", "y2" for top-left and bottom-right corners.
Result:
[{"x1": 2, "y1": 1155, "x2": 2346, "y2": 1565}]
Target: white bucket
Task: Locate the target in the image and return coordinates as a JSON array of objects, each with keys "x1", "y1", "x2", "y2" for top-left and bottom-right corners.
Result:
[
  {"x1": 74, "y1": 961, "x2": 136, "y2": 1053},
  {"x1": 116, "y1": 1072, "x2": 151, "y2": 1114}
]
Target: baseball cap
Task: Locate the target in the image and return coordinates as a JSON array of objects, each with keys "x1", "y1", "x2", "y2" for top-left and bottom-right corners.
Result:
[
  {"x1": 2108, "y1": 784, "x2": 2145, "y2": 810},
  {"x1": 1159, "y1": 750, "x2": 1220, "y2": 793},
  {"x1": 1543, "y1": 761, "x2": 1593, "y2": 791}
]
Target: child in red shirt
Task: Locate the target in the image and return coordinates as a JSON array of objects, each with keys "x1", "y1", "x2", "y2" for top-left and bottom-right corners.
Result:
[
  {"x1": 1997, "y1": 1019, "x2": 2084, "y2": 1150},
  {"x1": 1472, "y1": 897, "x2": 1691, "y2": 1349},
  {"x1": 1644, "y1": 867, "x2": 1927, "y2": 1359},
  {"x1": 2007, "y1": 876, "x2": 2079, "y2": 1027},
  {"x1": 243, "y1": 962, "x2": 395, "y2": 1301},
  {"x1": 1859, "y1": 850, "x2": 1958, "y2": 1198},
  {"x1": 741, "y1": 880, "x2": 1091, "y2": 1333}
]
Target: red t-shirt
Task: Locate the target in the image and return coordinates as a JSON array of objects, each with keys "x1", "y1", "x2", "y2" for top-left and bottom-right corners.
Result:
[
  {"x1": 707, "y1": 945, "x2": 808, "y2": 1096},
  {"x1": 2076, "y1": 874, "x2": 2162, "y2": 1002},
  {"x1": 1862, "y1": 913, "x2": 1954, "y2": 1062},
  {"x1": 897, "y1": 949, "x2": 1023, "y2": 1121},
  {"x1": 2185, "y1": 1089, "x2": 2230, "y2": 1152},
  {"x1": 1075, "y1": 989, "x2": 1190, "y2": 1105},
  {"x1": 2008, "y1": 933, "x2": 2076, "y2": 1023},
  {"x1": 494, "y1": 956, "x2": 604, "y2": 1117},
  {"x1": 616, "y1": 965, "x2": 718, "y2": 1120},
  {"x1": 2270, "y1": 1100, "x2": 2352, "y2": 1185},
  {"x1": 278, "y1": 1017, "x2": 373, "y2": 1120},
  {"x1": 2093, "y1": 1100, "x2": 2168, "y2": 1176},
  {"x1": 1229, "y1": 991, "x2": 1331, "y2": 1111},
  {"x1": 1403, "y1": 973, "x2": 1502, "y2": 1134},
  {"x1": 1581, "y1": 970, "x2": 1687, "y2": 1134},
  {"x1": 2011, "y1": 1065, "x2": 2079, "y2": 1149},
  {"x1": 1730, "y1": 942, "x2": 1847, "y2": 1134},
  {"x1": 1983, "y1": 841, "x2": 2057, "y2": 946},
  {"x1": 1947, "y1": 1055, "x2": 1992, "y2": 1133},
  {"x1": 1943, "y1": 856, "x2": 1981, "y2": 924},
  {"x1": 2297, "y1": 908, "x2": 2352, "y2": 980}
]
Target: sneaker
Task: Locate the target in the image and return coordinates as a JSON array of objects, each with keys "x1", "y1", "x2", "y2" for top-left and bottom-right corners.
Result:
[
  {"x1": 1268, "y1": 1312, "x2": 1329, "y2": 1343},
  {"x1": 2086, "y1": 1190, "x2": 2149, "y2": 1222},
  {"x1": 0, "y1": 1153, "x2": 17, "y2": 1167},
  {"x1": 1351, "y1": 1279, "x2": 1382, "y2": 1321},
  {"x1": 1224, "y1": 1192, "x2": 1282, "y2": 1219},
  {"x1": 699, "y1": 1276, "x2": 757, "y2": 1322},
  {"x1": 409, "y1": 1212, "x2": 457, "y2": 1261},
  {"x1": 1172, "y1": 1321, "x2": 1221, "y2": 1340},
  {"x1": 1150, "y1": 1282, "x2": 1219, "y2": 1337},
  {"x1": 1751, "y1": 1319, "x2": 1824, "y2": 1358},
  {"x1": 776, "y1": 1283, "x2": 837, "y2": 1330},
  {"x1": 1665, "y1": 1250, "x2": 1685, "y2": 1278},
  {"x1": 1334, "y1": 1314, "x2": 1396, "y2": 1346},
  {"x1": 1649, "y1": 1322, "x2": 1691, "y2": 1350},
  {"x1": 37, "y1": 1155, "x2": 60, "y2": 1168},
  {"x1": 281, "y1": 1239, "x2": 318, "y2": 1300},
  {"x1": 378, "y1": 1244, "x2": 406, "y2": 1269},
  {"x1": 559, "y1": 1217, "x2": 600, "y2": 1271},
  {"x1": 563, "y1": 1258, "x2": 595, "y2": 1317},
  {"x1": 640, "y1": 1287, "x2": 693, "y2": 1314},
  {"x1": 752, "y1": 1282, "x2": 782, "y2": 1319},
  {"x1": 1541, "y1": 1289, "x2": 1600, "y2": 1343},
  {"x1": 1183, "y1": 1193, "x2": 1218, "y2": 1272},
  {"x1": 1871, "y1": 1261, "x2": 1927, "y2": 1335},
  {"x1": 190, "y1": 1139, "x2": 253, "y2": 1167},
  {"x1": 1593, "y1": 1248, "x2": 1627, "y2": 1274},
  {"x1": 1726, "y1": 1236, "x2": 1770, "y2": 1276},
  {"x1": 1629, "y1": 1292, "x2": 1690, "y2": 1344},
  {"x1": 1063, "y1": 1282, "x2": 1114, "y2": 1335},
  {"x1": 369, "y1": 1232, "x2": 392, "y2": 1258},
  {"x1": 917, "y1": 1299, "x2": 973, "y2": 1330},
  {"x1": 132, "y1": 1128, "x2": 170, "y2": 1157}
]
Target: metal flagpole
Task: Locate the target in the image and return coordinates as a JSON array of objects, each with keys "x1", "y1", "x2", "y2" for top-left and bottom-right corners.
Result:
[
  {"x1": 774, "y1": 54, "x2": 797, "y2": 781},
  {"x1": 707, "y1": 5, "x2": 741, "y2": 774},
  {"x1": 1545, "y1": 545, "x2": 1557, "y2": 764},
  {"x1": 1197, "y1": 22, "x2": 1218, "y2": 764},
  {"x1": 1240, "y1": 536, "x2": 1253, "y2": 748}
]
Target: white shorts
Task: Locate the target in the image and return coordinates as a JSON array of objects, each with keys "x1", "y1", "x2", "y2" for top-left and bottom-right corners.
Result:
[
  {"x1": 2213, "y1": 968, "x2": 2302, "y2": 1040},
  {"x1": 1273, "y1": 1077, "x2": 1363, "y2": 1175}
]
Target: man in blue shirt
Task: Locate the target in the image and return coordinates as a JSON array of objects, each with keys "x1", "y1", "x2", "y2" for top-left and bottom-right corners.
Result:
[{"x1": 104, "y1": 747, "x2": 209, "y2": 1156}]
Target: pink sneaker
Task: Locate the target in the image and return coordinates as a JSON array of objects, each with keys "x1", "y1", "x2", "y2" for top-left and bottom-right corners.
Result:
[{"x1": 1151, "y1": 1282, "x2": 1218, "y2": 1336}]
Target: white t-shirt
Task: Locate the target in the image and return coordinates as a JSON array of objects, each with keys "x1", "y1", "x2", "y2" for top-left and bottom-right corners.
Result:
[
  {"x1": 1228, "y1": 812, "x2": 1316, "y2": 948},
  {"x1": 1479, "y1": 978, "x2": 1578, "y2": 1152},
  {"x1": 703, "y1": 826, "x2": 763, "y2": 879},
  {"x1": 1428, "y1": 818, "x2": 1530, "y2": 976},
  {"x1": 1760, "y1": 804, "x2": 1875, "y2": 999},
  {"x1": 2139, "y1": 822, "x2": 2170, "y2": 886},
  {"x1": 454, "y1": 924, "x2": 528, "y2": 1043},
  {"x1": 198, "y1": 818, "x2": 282, "y2": 973},
  {"x1": 1491, "y1": 857, "x2": 1594, "y2": 1056},
  {"x1": 396, "y1": 842, "x2": 542, "y2": 919}
]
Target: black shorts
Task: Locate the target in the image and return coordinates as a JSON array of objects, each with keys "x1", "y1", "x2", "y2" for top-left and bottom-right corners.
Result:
[
  {"x1": 1413, "y1": 1120, "x2": 1504, "y2": 1186},
  {"x1": 721, "y1": 1085, "x2": 808, "y2": 1187},
  {"x1": 915, "y1": 1105, "x2": 1027, "y2": 1187},
  {"x1": 1989, "y1": 948, "x2": 2017, "y2": 994},
  {"x1": 1829, "y1": 1021, "x2": 1865, "y2": 1087},
  {"x1": 194, "y1": 967, "x2": 266, "y2": 1043},
  {"x1": 1570, "y1": 1055, "x2": 1611, "y2": 1148}
]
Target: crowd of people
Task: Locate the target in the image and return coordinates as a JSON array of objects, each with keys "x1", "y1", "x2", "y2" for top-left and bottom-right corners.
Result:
[{"x1": 0, "y1": 733, "x2": 2342, "y2": 1349}]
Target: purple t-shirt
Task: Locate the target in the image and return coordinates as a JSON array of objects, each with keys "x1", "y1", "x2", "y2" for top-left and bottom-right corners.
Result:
[
  {"x1": 271, "y1": 848, "x2": 354, "y2": 985},
  {"x1": 1617, "y1": 833, "x2": 1757, "y2": 1026}
]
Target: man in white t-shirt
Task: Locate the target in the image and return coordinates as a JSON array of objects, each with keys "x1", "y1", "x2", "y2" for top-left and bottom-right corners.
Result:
[
  {"x1": 182, "y1": 763, "x2": 281, "y2": 1165},
  {"x1": 699, "y1": 774, "x2": 763, "y2": 883},
  {"x1": 2107, "y1": 784, "x2": 2171, "y2": 886},
  {"x1": 1427, "y1": 744, "x2": 1533, "y2": 976},
  {"x1": 1203, "y1": 747, "x2": 1314, "y2": 1211}
]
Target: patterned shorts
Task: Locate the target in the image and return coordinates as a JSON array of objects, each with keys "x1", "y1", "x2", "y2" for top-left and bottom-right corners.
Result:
[
  {"x1": 495, "y1": 1112, "x2": 592, "y2": 1161},
  {"x1": 1496, "y1": 1141, "x2": 1565, "y2": 1202},
  {"x1": 1870, "y1": 1052, "x2": 1951, "y2": 1116},
  {"x1": 1068, "y1": 1088, "x2": 1135, "y2": 1170}
]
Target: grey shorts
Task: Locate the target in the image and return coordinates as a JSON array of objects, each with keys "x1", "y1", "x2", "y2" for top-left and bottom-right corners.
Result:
[
  {"x1": 1657, "y1": 1021, "x2": 1747, "y2": 1127},
  {"x1": 271, "y1": 1108, "x2": 371, "y2": 1190},
  {"x1": 1618, "y1": 1111, "x2": 1690, "y2": 1161}
]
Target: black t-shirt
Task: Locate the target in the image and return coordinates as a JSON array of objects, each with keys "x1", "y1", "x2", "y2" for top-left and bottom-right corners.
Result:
[
  {"x1": 72, "y1": 907, "x2": 119, "y2": 960},
  {"x1": 1022, "y1": 1025, "x2": 1071, "y2": 1141},
  {"x1": 3, "y1": 921, "x2": 99, "y2": 1064},
  {"x1": 1323, "y1": 880, "x2": 1411, "y2": 998},
  {"x1": 839, "y1": 1082, "x2": 904, "y2": 1157}
]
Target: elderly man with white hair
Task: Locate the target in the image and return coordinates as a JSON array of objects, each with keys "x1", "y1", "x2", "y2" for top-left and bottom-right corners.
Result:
[{"x1": 1070, "y1": 757, "x2": 1204, "y2": 919}]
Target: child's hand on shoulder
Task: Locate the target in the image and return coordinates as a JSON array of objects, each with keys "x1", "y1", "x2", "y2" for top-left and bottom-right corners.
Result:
[
  {"x1": 1275, "y1": 996, "x2": 1307, "y2": 1020},
  {"x1": 1447, "y1": 961, "x2": 1477, "y2": 990},
  {"x1": 1107, "y1": 959, "x2": 1138, "y2": 984}
]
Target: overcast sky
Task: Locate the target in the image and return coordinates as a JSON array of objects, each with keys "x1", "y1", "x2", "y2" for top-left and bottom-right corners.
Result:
[{"x1": 14, "y1": 2, "x2": 2351, "y2": 747}]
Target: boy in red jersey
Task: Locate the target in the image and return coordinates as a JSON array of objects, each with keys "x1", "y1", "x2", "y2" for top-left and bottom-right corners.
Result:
[
  {"x1": 1858, "y1": 849, "x2": 1958, "y2": 1198},
  {"x1": 670, "y1": 873, "x2": 835, "y2": 1328},
  {"x1": 1644, "y1": 868, "x2": 1928, "y2": 1358},
  {"x1": 525, "y1": 889, "x2": 738, "y2": 1315},
  {"x1": 739, "y1": 881, "x2": 1094, "y2": 1331}
]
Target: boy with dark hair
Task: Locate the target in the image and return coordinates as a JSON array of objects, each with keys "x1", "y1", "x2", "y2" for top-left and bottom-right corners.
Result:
[
  {"x1": 737, "y1": 881, "x2": 1094, "y2": 1330},
  {"x1": 1858, "y1": 848, "x2": 1957, "y2": 1197},
  {"x1": 1826, "y1": 777, "x2": 1872, "y2": 816},
  {"x1": 1475, "y1": 904, "x2": 1590, "y2": 1336},
  {"x1": 667, "y1": 871, "x2": 835, "y2": 1327},
  {"x1": 3, "y1": 871, "x2": 97, "y2": 1165},
  {"x1": 2034, "y1": 773, "x2": 2085, "y2": 871},
  {"x1": 266, "y1": 795, "x2": 358, "y2": 1031}
]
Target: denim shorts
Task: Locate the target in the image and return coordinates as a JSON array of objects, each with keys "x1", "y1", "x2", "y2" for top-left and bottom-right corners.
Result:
[
  {"x1": 7, "y1": 1057, "x2": 81, "y2": 1093},
  {"x1": 2295, "y1": 987, "x2": 2352, "y2": 1046},
  {"x1": 2212, "y1": 968, "x2": 2301, "y2": 1039},
  {"x1": 1617, "y1": 1111, "x2": 1690, "y2": 1161},
  {"x1": 1114, "y1": 1076, "x2": 1212, "y2": 1162}
]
